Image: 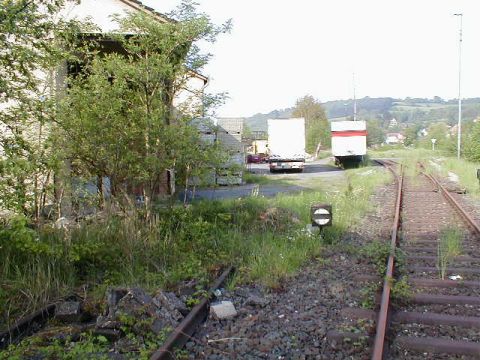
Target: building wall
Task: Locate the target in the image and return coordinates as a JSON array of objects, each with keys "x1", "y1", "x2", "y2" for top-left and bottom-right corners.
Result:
[{"x1": 60, "y1": 0, "x2": 136, "y2": 32}]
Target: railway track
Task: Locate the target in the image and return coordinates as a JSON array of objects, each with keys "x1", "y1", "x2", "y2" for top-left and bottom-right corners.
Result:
[{"x1": 332, "y1": 159, "x2": 480, "y2": 359}]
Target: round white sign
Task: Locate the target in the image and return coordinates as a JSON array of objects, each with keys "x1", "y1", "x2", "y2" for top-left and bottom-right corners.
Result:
[{"x1": 313, "y1": 208, "x2": 331, "y2": 226}]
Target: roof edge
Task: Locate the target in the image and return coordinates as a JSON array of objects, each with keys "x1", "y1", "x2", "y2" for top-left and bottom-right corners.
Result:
[{"x1": 117, "y1": 0, "x2": 172, "y2": 23}]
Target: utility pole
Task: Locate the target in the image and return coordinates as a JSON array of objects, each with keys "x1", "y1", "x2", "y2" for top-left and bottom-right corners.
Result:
[
  {"x1": 353, "y1": 72, "x2": 357, "y2": 121},
  {"x1": 454, "y1": 13, "x2": 463, "y2": 159}
]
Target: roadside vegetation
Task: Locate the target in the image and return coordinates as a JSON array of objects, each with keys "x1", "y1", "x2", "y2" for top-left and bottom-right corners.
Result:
[
  {"x1": 371, "y1": 147, "x2": 480, "y2": 198},
  {"x1": 0, "y1": 166, "x2": 391, "y2": 330}
]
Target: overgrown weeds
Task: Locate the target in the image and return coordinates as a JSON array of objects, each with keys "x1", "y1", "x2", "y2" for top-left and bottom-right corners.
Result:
[
  {"x1": 437, "y1": 227, "x2": 463, "y2": 280},
  {"x1": 0, "y1": 165, "x2": 391, "y2": 330}
]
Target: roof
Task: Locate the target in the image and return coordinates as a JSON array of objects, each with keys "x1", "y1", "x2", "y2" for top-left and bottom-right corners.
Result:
[
  {"x1": 106, "y1": 1, "x2": 208, "y2": 83},
  {"x1": 117, "y1": 0, "x2": 171, "y2": 23}
]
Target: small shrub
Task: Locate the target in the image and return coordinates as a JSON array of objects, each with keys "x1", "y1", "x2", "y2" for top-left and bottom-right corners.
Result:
[
  {"x1": 360, "y1": 241, "x2": 391, "y2": 276},
  {"x1": 437, "y1": 227, "x2": 462, "y2": 280},
  {"x1": 359, "y1": 282, "x2": 380, "y2": 309},
  {"x1": 391, "y1": 277, "x2": 412, "y2": 305}
]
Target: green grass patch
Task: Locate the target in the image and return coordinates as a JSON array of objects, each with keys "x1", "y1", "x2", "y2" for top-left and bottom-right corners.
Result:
[
  {"x1": 428, "y1": 157, "x2": 480, "y2": 197},
  {"x1": 243, "y1": 171, "x2": 292, "y2": 186},
  {"x1": 369, "y1": 147, "x2": 438, "y2": 160}
]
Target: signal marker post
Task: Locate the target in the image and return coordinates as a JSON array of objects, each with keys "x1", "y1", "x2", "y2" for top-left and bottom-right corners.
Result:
[{"x1": 311, "y1": 204, "x2": 333, "y2": 229}]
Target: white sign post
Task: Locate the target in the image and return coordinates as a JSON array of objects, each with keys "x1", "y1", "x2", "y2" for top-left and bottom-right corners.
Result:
[{"x1": 431, "y1": 138, "x2": 437, "y2": 151}]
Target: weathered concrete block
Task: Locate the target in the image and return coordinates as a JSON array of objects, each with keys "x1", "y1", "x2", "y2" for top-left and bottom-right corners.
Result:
[
  {"x1": 210, "y1": 301, "x2": 237, "y2": 319},
  {"x1": 55, "y1": 301, "x2": 82, "y2": 323}
]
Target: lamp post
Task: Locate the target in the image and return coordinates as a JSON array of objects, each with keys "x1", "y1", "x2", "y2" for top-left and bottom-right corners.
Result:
[{"x1": 454, "y1": 13, "x2": 463, "y2": 159}]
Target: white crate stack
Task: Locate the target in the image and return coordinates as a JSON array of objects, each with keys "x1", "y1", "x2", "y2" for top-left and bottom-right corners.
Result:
[
  {"x1": 189, "y1": 118, "x2": 217, "y2": 186},
  {"x1": 216, "y1": 118, "x2": 245, "y2": 185}
]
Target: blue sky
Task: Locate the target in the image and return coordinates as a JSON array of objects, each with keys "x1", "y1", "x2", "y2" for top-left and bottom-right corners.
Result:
[{"x1": 144, "y1": 0, "x2": 480, "y2": 117}]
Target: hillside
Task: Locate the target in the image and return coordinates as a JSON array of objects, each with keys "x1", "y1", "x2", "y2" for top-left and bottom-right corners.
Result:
[{"x1": 245, "y1": 97, "x2": 480, "y2": 132}]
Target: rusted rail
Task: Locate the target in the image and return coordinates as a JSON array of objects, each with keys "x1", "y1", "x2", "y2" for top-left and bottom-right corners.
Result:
[
  {"x1": 369, "y1": 160, "x2": 480, "y2": 359},
  {"x1": 371, "y1": 160, "x2": 403, "y2": 360},
  {"x1": 0, "y1": 294, "x2": 79, "y2": 350},
  {"x1": 0, "y1": 305, "x2": 56, "y2": 350},
  {"x1": 150, "y1": 265, "x2": 234, "y2": 360},
  {"x1": 422, "y1": 170, "x2": 480, "y2": 236}
]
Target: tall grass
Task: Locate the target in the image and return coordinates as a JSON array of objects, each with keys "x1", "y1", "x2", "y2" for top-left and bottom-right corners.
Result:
[
  {"x1": 437, "y1": 227, "x2": 463, "y2": 280},
  {"x1": 369, "y1": 148, "x2": 436, "y2": 160},
  {"x1": 1, "y1": 164, "x2": 392, "y2": 328},
  {"x1": 432, "y1": 157, "x2": 480, "y2": 197}
]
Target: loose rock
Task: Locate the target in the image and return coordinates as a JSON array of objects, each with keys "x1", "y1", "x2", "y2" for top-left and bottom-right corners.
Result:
[{"x1": 210, "y1": 301, "x2": 237, "y2": 319}]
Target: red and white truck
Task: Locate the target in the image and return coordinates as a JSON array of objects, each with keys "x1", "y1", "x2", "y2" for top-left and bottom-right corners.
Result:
[{"x1": 331, "y1": 120, "x2": 367, "y2": 166}]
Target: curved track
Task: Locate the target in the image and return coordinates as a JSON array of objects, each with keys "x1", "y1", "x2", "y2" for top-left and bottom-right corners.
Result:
[
  {"x1": 378, "y1": 160, "x2": 480, "y2": 359},
  {"x1": 333, "y1": 159, "x2": 480, "y2": 359}
]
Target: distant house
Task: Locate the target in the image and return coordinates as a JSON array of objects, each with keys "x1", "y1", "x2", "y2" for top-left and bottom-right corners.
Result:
[
  {"x1": 388, "y1": 118, "x2": 398, "y2": 128},
  {"x1": 449, "y1": 124, "x2": 458, "y2": 137},
  {"x1": 385, "y1": 133, "x2": 405, "y2": 145}
]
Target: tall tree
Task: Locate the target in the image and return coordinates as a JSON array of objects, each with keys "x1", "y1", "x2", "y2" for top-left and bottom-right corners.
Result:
[
  {"x1": 404, "y1": 124, "x2": 421, "y2": 147},
  {"x1": 57, "y1": 5, "x2": 230, "y2": 212},
  {"x1": 0, "y1": 0, "x2": 83, "y2": 219},
  {"x1": 366, "y1": 119, "x2": 385, "y2": 146},
  {"x1": 292, "y1": 95, "x2": 329, "y2": 154},
  {"x1": 418, "y1": 122, "x2": 453, "y2": 152},
  {"x1": 460, "y1": 121, "x2": 480, "y2": 161}
]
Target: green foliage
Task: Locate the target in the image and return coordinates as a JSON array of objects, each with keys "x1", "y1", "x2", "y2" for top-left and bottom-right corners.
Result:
[
  {"x1": 359, "y1": 282, "x2": 380, "y2": 309},
  {"x1": 58, "y1": 10, "x2": 230, "y2": 207},
  {"x1": 417, "y1": 122, "x2": 455, "y2": 153},
  {"x1": 437, "y1": 227, "x2": 462, "y2": 280},
  {"x1": 292, "y1": 95, "x2": 330, "y2": 154},
  {"x1": 391, "y1": 277, "x2": 412, "y2": 305},
  {"x1": 360, "y1": 241, "x2": 391, "y2": 276},
  {"x1": 0, "y1": 0, "x2": 94, "y2": 218},
  {"x1": 359, "y1": 241, "x2": 406, "y2": 279},
  {"x1": 0, "y1": 0, "x2": 59, "y2": 217},
  {"x1": 430, "y1": 156, "x2": 480, "y2": 197},
  {"x1": 0, "y1": 164, "x2": 391, "y2": 354},
  {"x1": 0, "y1": 333, "x2": 110, "y2": 360},
  {"x1": 463, "y1": 121, "x2": 480, "y2": 162},
  {"x1": 403, "y1": 124, "x2": 421, "y2": 147},
  {"x1": 366, "y1": 119, "x2": 385, "y2": 146}
]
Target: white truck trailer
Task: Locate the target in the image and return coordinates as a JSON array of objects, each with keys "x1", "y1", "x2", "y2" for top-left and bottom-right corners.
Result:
[
  {"x1": 267, "y1": 118, "x2": 306, "y2": 173},
  {"x1": 331, "y1": 120, "x2": 367, "y2": 166}
]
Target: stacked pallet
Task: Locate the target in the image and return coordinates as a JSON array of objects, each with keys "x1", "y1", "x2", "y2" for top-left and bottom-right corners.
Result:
[{"x1": 216, "y1": 118, "x2": 245, "y2": 185}]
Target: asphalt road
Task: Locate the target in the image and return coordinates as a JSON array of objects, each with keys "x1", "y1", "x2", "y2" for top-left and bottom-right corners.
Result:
[{"x1": 182, "y1": 158, "x2": 344, "y2": 201}]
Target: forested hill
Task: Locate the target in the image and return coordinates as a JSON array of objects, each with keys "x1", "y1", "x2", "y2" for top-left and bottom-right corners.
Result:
[{"x1": 245, "y1": 97, "x2": 480, "y2": 132}]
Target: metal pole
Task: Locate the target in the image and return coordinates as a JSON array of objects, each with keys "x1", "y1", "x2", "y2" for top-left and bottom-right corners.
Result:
[
  {"x1": 454, "y1": 13, "x2": 463, "y2": 159},
  {"x1": 353, "y1": 72, "x2": 357, "y2": 121}
]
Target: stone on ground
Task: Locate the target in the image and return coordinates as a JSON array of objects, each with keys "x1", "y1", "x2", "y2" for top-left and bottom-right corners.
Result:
[{"x1": 210, "y1": 301, "x2": 237, "y2": 319}]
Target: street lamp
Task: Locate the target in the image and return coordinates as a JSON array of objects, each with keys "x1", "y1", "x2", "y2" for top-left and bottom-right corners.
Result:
[{"x1": 454, "y1": 13, "x2": 463, "y2": 159}]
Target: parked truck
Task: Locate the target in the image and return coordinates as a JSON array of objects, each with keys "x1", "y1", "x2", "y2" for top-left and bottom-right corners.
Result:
[
  {"x1": 331, "y1": 120, "x2": 367, "y2": 166},
  {"x1": 267, "y1": 118, "x2": 306, "y2": 173}
]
